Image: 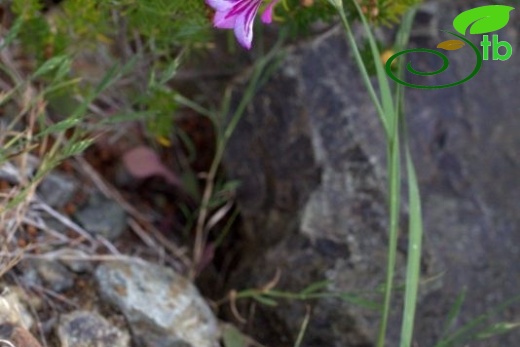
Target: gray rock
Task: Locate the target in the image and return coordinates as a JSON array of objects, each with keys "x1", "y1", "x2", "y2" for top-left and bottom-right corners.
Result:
[
  {"x1": 55, "y1": 249, "x2": 95, "y2": 274},
  {"x1": 0, "y1": 155, "x2": 40, "y2": 185},
  {"x1": 225, "y1": 28, "x2": 399, "y2": 346},
  {"x1": 0, "y1": 287, "x2": 34, "y2": 329},
  {"x1": 223, "y1": 1, "x2": 520, "y2": 346},
  {"x1": 42, "y1": 215, "x2": 69, "y2": 234},
  {"x1": 18, "y1": 260, "x2": 74, "y2": 293},
  {"x1": 37, "y1": 172, "x2": 77, "y2": 208},
  {"x1": 74, "y1": 196, "x2": 127, "y2": 240},
  {"x1": 30, "y1": 260, "x2": 74, "y2": 293},
  {"x1": 56, "y1": 310, "x2": 130, "y2": 347},
  {"x1": 18, "y1": 264, "x2": 43, "y2": 289},
  {"x1": 94, "y1": 259, "x2": 219, "y2": 347},
  {"x1": 60, "y1": 258, "x2": 94, "y2": 274}
]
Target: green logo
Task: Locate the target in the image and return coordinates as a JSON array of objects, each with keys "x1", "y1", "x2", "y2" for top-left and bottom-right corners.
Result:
[{"x1": 386, "y1": 5, "x2": 514, "y2": 89}]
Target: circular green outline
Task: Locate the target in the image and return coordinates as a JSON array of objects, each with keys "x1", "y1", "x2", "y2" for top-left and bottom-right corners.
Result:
[
  {"x1": 405, "y1": 50, "x2": 449, "y2": 76},
  {"x1": 385, "y1": 31, "x2": 483, "y2": 89}
]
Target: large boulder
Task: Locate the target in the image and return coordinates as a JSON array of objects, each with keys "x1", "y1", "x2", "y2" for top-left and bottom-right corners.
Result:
[{"x1": 223, "y1": 0, "x2": 520, "y2": 346}]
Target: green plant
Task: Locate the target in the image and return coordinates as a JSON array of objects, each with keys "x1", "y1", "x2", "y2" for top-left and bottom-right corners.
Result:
[
  {"x1": 434, "y1": 292, "x2": 520, "y2": 347},
  {"x1": 326, "y1": 2, "x2": 422, "y2": 346},
  {"x1": 178, "y1": 33, "x2": 287, "y2": 277},
  {"x1": 11, "y1": 0, "x2": 211, "y2": 57},
  {"x1": 218, "y1": 279, "x2": 380, "y2": 347}
]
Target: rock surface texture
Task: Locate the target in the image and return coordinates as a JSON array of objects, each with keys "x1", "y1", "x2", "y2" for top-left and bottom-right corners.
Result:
[
  {"x1": 0, "y1": 287, "x2": 40, "y2": 347},
  {"x1": 56, "y1": 310, "x2": 130, "y2": 347},
  {"x1": 94, "y1": 259, "x2": 220, "y2": 347},
  {"x1": 224, "y1": 0, "x2": 520, "y2": 346},
  {"x1": 74, "y1": 195, "x2": 127, "y2": 240}
]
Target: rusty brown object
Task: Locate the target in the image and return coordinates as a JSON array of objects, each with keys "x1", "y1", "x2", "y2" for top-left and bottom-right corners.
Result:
[{"x1": 8, "y1": 326, "x2": 42, "y2": 347}]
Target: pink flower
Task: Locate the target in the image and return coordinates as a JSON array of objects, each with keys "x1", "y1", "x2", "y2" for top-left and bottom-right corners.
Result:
[{"x1": 206, "y1": 0, "x2": 280, "y2": 49}]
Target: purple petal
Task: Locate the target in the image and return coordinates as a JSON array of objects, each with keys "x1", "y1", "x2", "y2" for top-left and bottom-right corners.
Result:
[
  {"x1": 261, "y1": 0, "x2": 280, "y2": 24},
  {"x1": 234, "y1": 0, "x2": 263, "y2": 49},
  {"x1": 214, "y1": 10, "x2": 237, "y2": 28},
  {"x1": 206, "y1": 0, "x2": 241, "y2": 11}
]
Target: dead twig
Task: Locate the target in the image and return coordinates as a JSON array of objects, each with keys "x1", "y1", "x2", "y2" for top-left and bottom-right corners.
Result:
[
  {"x1": 229, "y1": 290, "x2": 247, "y2": 324},
  {"x1": 31, "y1": 199, "x2": 97, "y2": 246},
  {"x1": 0, "y1": 249, "x2": 136, "y2": 262}
]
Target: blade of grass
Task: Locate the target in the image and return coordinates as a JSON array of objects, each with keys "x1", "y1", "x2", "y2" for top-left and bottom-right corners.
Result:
[
  {"x1": 0, "y1": 17, "x2": 23, "y2": 51},
  {"x1": 174, "y1": 93, "x2": 215, "y2": 120},
  {"x1": 350, "y1": 0, "x2": 395, "y2": 136},
  {"x1": 331, "y1": 3, "x2": 403, "y2": 346},
  {"x1": 378, "y1": 123, "x2": 400, "y2": 347},
  {"x1": 333, "y1": 3, "x2": 389, "y2": 135},
  {"x1": 393, "y1": 7, "x2": 417, "y2": 116},
  {"x1": 294, "y1": 306, "x2": 311, "y2": 347},
  {"x1": 301, "y1": 280, "x2": 332, "y2": 295},
  {"x1": 191, "y1": 36, "x2": 286, "y2": 276},
  {"x1": 221, "y1": 324, "x2": 249, "y2": 347},
  {"x1": 434, "y1": 294, "x2": 520, "y2": 347},
  {"x1": 336, "y1": 293, "x2": 383, "y2": 311},
  {"x1": 393, "y1": 7, "x2": 422, "y2": 347},
  {"x1": 399, "y1": 140, "x2": 423, "y2": 347},
  {"x1": 440, "y1": 290, "x2": 467, "y2": 339},
  {"x1": 475, "y1": 321, "x2": 520, "y2": 341}
]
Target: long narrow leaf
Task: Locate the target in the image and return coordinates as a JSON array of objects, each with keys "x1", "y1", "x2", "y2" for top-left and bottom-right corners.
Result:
[
  {"x1": 0, "y1": 17, "x2": 23, "y2": 51},
  {"x1": 334, "y1": 6, "x2": 389, "y2": 134},
  {"x1": 32, "y1": 55, "x2": 69, "y2": 79},
  {"x1": 400, "y1": 145, "x2": 424, "y2": 347},
  {"x1": 393, "y1": 8, "x2": 418, "y2": 116},
  {"x1": 475, "y1": 321, "x2": 520, "y2": 340},
  {"x1": 394, "y1": 8, "x2": 422, "y2": 347},
  {"x1": 351, "y1": 0, "x2": 395, "y2": 135},
  {"x1": 434, "y1": 294, "x2": 520, "y2": 347},
  {"x1": 377, "y1": 130, "x2": 401, "y2": 347},
  {"x1": 301, "y1": 280, "x2": 332, "y2": 295},
  {"x1": 331, "y1": 3, "x2": 405, "y2": 346},
  {"x1": 294, "y1": 307, "x2": 311, "y2": 347},
  {"x1": 441, "y1": 290, "x2": 467, "y2": 338}
]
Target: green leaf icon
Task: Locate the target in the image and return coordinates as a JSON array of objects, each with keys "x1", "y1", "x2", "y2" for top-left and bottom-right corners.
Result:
[{"x1": 453, "y1": 5, "x2": 514, "y2": 35}]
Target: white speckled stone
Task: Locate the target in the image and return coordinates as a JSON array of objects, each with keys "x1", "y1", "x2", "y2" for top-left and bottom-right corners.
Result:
[{"x1": 94, "y1": 259, "x2": 219, "y2": 347}]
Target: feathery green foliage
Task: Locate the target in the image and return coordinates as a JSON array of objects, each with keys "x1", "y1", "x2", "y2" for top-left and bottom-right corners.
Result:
[{"x1": 11, "y1": 0, "x2": 211, "y2": 62}]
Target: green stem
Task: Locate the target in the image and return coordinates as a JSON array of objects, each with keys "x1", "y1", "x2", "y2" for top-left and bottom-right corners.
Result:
[
  {"x1": 400, "y1": 128, "x2": 423, "y2": 347},
  {"x1": 377, "y1": 127, "x2": 401, "y2": 347},
  {"x1": 336, "y1": 9, "x2": 390, "y2": 136},
  {"x1": 333, "y1": 2, "x2": 411, "y2": 346},
  {"x1": 191, "y1": 37, "x2": 285, "y2": 276}
]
